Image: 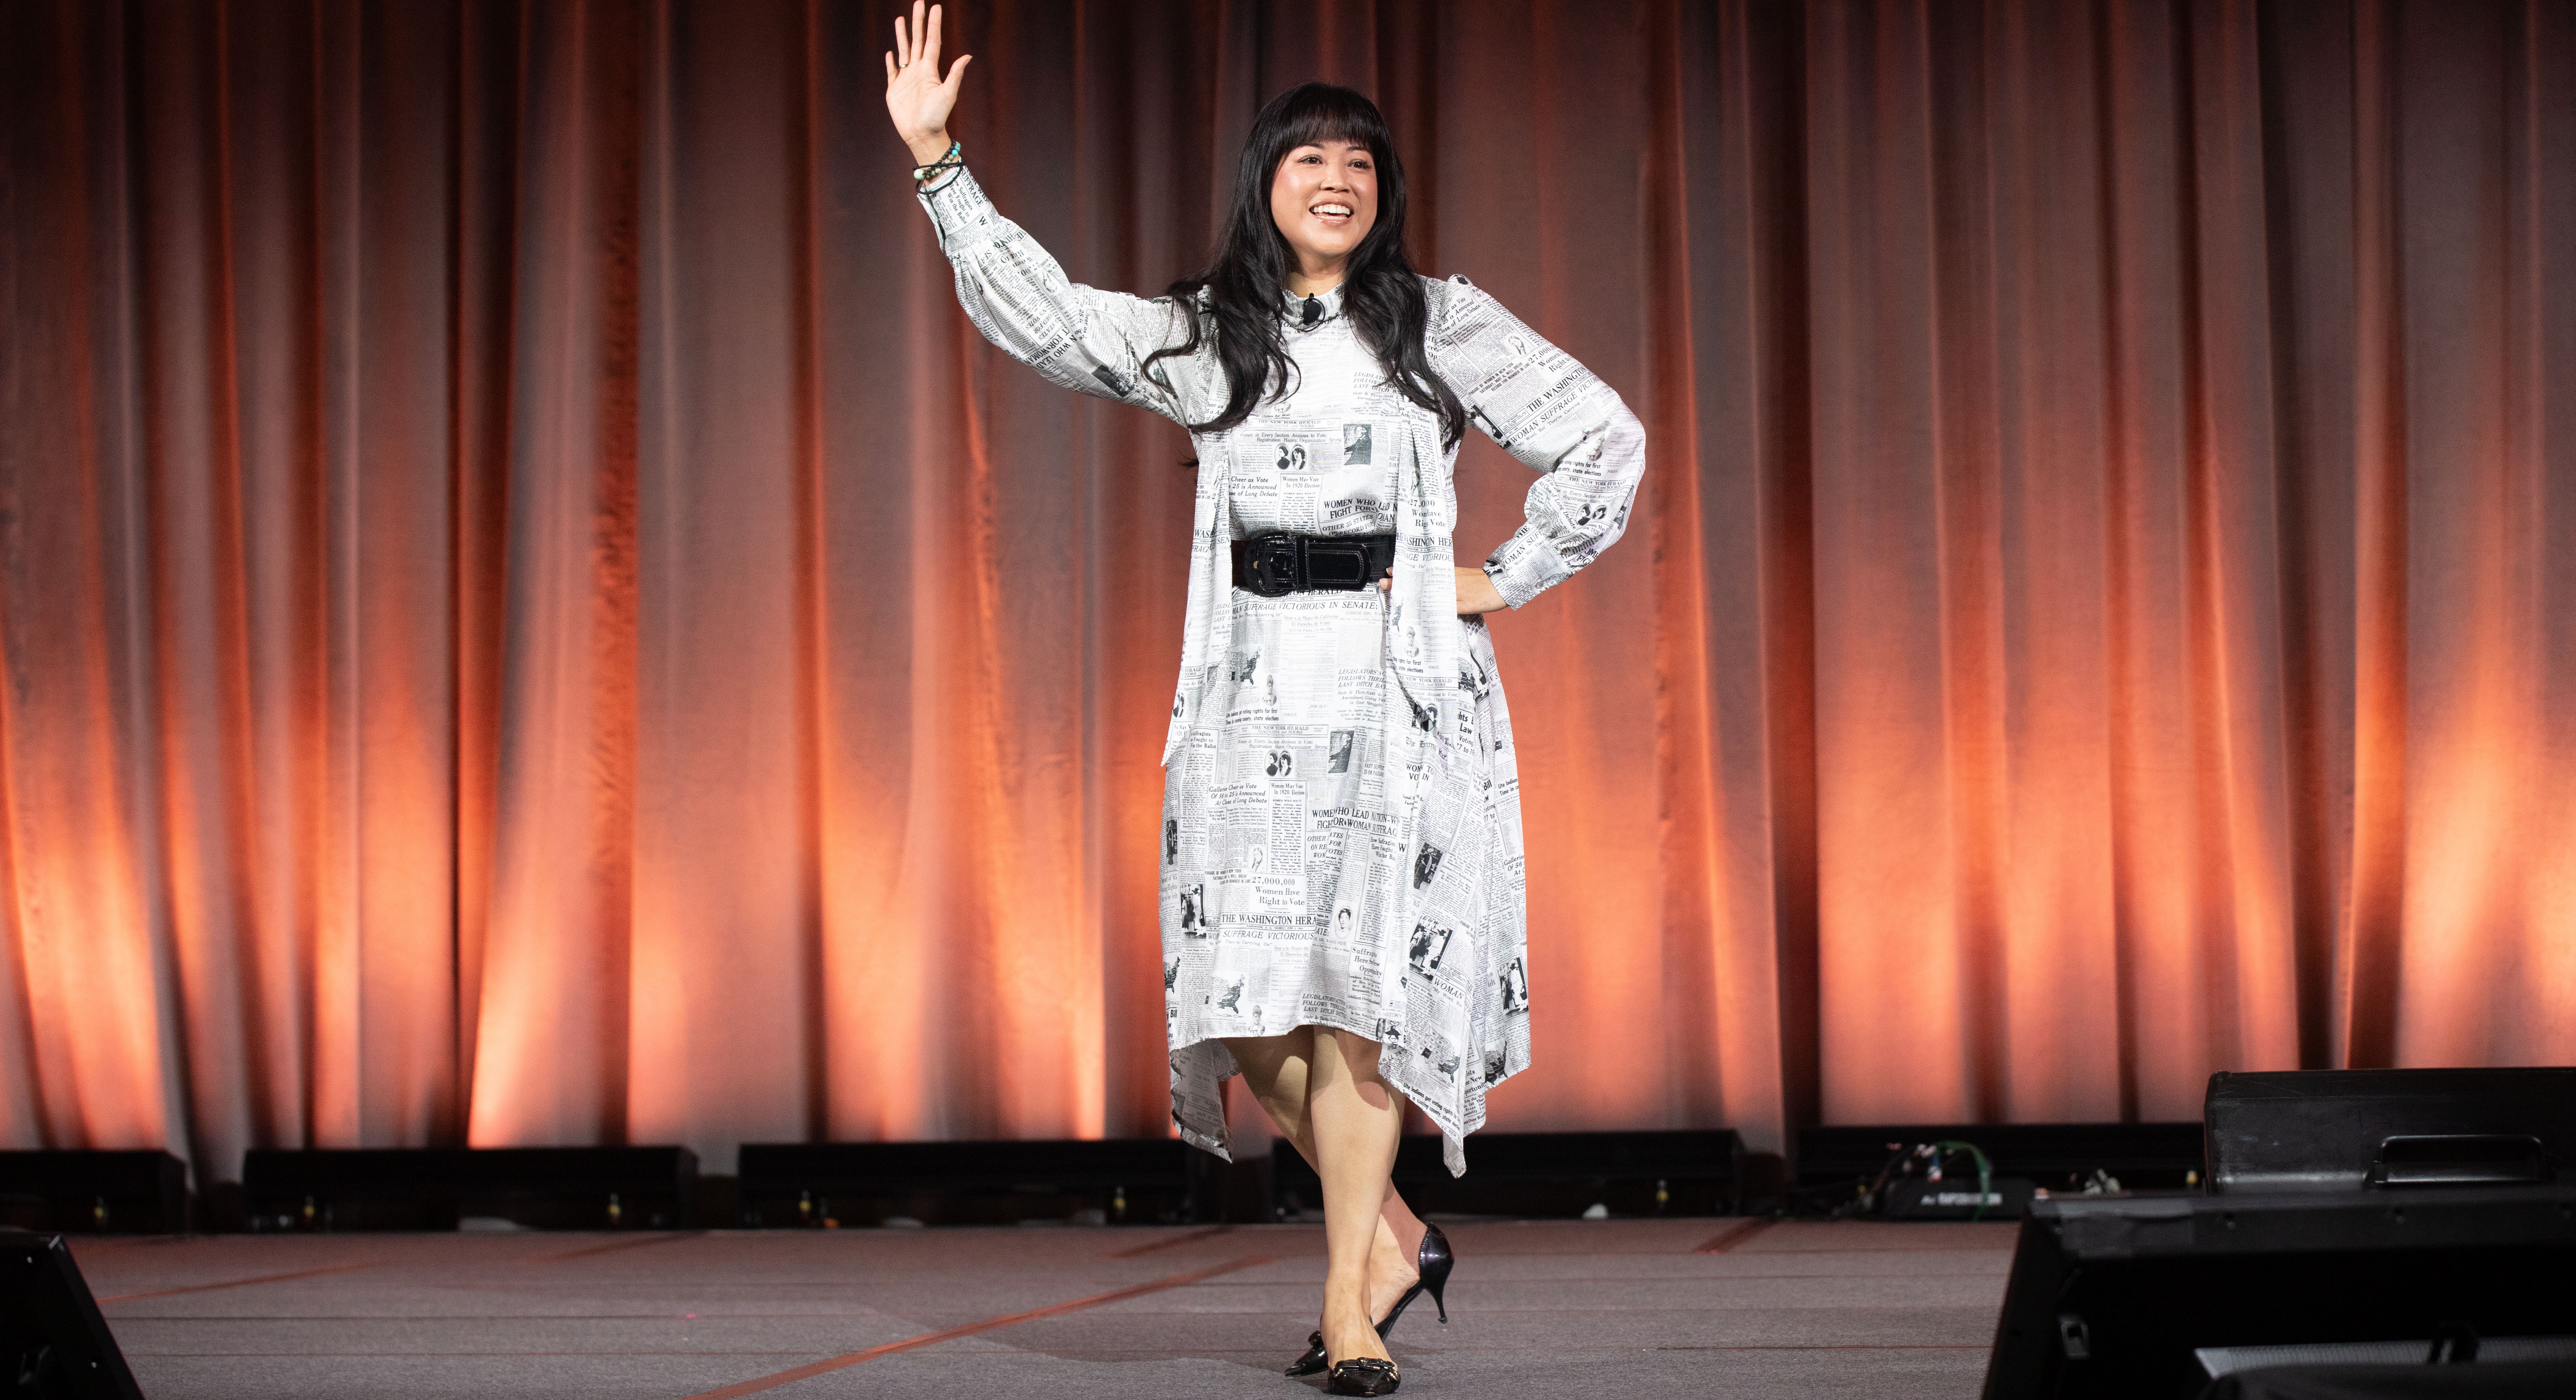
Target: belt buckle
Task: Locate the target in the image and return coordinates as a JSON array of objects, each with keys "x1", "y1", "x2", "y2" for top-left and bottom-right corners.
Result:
[
  {"x1": 1302, "y1": 539, "x2": 1369, "y2": 590},
  {"x1": 1248, "y1": 532, "x2": 1302, "y2": 596}
]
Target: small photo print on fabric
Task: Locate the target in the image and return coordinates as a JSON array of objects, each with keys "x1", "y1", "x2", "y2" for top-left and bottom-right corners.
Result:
[
  {"x1": 1408, "y1": 921, "x2": 1453, "y2": 977},
  {"x1": 1500, "y1": 956, "x2": 1530, "y2": 1014},
  {"x1": 1419, "y1": 1033, "x2": 1462, "y2": 1081},
  {"x1": 1343, "y1": 422, "x2": 1373, "y2": 465},
  {"x1": 1265, "y1": 749, "x2": 1295, "y2": 777},
  {"x1": 1459, "y1": 654, "x2": 1491, "y2": 700},
  {"x1": 1328, "y1": 730, "x2": 1355, "y2": 773},
  {"x1": 1254, "y1": 428, "x2": 1336, "y2": 476},
  {"x1": 1413, "y1": 842, "x2": 1445, "y2": 889},
  {"x1": 1179, "y1": 884, "x2": 1208, "y2": 936},
  {"x1": 1164, "y1": 818, "x2": 1179, "y2": 864}
]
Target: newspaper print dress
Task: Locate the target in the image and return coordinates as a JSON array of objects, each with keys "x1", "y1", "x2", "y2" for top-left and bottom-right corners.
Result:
[{"x1": 919, "y1": 168, "x2": 1646, "y2": 1174}]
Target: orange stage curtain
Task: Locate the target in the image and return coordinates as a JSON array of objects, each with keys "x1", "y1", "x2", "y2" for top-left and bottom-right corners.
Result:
[{"x1": 2, "y1": 0, "x2": 2570, "y2": 1183}]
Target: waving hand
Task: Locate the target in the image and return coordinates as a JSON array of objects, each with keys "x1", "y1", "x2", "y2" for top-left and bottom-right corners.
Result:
[{"x1": 884, "y1": 2, "x2": 972, "y2": 166}]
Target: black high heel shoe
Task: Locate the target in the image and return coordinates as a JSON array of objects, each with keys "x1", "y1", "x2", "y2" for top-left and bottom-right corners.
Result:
[
  {"x1": 1325, "y1": 1358, "x2": 1400, "y2": 1396},
  {"x1": 1284, "y1": 1222, "x2": 1452, "y2": 1377}
]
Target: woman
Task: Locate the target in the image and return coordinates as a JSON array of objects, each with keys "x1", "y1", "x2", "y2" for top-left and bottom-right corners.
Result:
[{"x1": 885, "y1": 6, "x2": 1644, "y2": 1393}]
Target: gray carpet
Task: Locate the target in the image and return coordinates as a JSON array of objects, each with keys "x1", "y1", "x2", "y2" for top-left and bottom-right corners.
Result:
[{"x1": 72, "y1": 1217, "x2": 2017, "y2": 1398}]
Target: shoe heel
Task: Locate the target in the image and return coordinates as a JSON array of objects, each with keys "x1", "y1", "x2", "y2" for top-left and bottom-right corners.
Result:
[{"x1": 1416, "y1": 1221, "x2": 1455, "y2": 1325}]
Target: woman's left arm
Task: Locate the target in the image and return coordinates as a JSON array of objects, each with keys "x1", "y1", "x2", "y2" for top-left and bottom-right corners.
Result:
[{"x1": 1433, "y1": 278, "x2": 1648, "y2": 611}]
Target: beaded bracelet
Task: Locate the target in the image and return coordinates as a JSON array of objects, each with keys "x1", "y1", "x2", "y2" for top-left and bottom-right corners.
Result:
[{"x1": 912, "y1": 139, "x2": 963, "y2": 185}]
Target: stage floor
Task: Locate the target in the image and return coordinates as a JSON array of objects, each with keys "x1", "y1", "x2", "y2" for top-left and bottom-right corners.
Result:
[{"x1": 74, "y1": 1217, "x2": 2016, "y2": 1398}]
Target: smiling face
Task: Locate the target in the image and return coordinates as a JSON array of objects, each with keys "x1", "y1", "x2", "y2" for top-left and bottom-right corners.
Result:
[{"x1": 1269, "y1": 138, "x2": 1379, "y2": 285}]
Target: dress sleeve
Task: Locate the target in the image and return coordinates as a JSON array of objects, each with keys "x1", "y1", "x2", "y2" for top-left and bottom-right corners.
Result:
[
  {"x1": 1432, "y1": 277, "x2": 1648, "y2": 610},
  {"x1": 917, "y1": 167, "x2": 1207, "y2": 425}
]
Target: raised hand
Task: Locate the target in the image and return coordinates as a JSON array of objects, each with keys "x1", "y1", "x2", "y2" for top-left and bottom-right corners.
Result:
[{"x1": 884, "y1": 1, "x2": 972, "y2": 166}]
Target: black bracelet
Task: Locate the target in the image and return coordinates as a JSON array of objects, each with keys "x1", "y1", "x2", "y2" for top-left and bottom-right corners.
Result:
[{"x1": 912, "y1": 140, "x2": 963, "y2": 184}]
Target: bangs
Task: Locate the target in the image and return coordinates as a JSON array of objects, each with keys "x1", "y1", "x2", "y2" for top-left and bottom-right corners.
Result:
[{"x1": 1268, "y1": 85, "x2": 1392, "y2": 161}]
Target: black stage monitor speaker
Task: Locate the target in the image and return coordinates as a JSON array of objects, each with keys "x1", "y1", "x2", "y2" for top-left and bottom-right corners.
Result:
[
  {"x1": 0, "y1": 1152, "x2": 189, "y2": 1234},
  {"x1": 2204, "y1": 1069, "x2": 2576, "y2": 1194},
  {"x1": 1979, "y1": 1187, "x2": 2576, "y2": 1400},
  {"x1": 0, "y1": 1231, "x2": 145, "y2": 1398}
]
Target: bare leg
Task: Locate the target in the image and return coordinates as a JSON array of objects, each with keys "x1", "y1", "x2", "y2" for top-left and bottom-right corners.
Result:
[
  {"x1": 1225, "y1": 1034, "x2": 1428, "y2": 1319},
  {"x1": 1304, "y1": 1027, "x2": 1405, "y2": 1366}
]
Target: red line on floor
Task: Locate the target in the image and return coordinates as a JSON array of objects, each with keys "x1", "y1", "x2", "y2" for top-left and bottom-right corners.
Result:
[
  {"x1": 1105, "y1": 1225, "x2": 1233, "y2": 1258},
  {"x1": 94, "y1": 1261, "x2": 383, "y2": 1305},
  {"x1": 1655, "y1": 1344, "x2": 1989, "y2": 1351},
  {"x1": 1692, "y1": 1219, "x2": 1777, "y2": 1253},
  {"x1": 523, "y1": 1231, "x2": 705, "y2": 1265},
  {"x1": 677, "y1": 1253, "x2": 1279, "y2": 1399}
]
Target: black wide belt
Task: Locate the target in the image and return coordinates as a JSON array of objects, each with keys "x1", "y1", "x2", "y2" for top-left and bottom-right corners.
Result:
[{"x1": 1230, "y1": 532, "x2": 1396, "y2": 597}]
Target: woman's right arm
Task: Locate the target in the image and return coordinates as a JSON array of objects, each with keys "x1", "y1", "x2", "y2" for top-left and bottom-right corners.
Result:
[{"x1": 885, "y1": 3, "x2": 1201, "y2": 425}]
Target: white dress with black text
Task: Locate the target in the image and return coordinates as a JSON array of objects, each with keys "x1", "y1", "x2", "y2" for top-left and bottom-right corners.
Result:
[{"x1": 919, "y1": 169, "x2": 1646, "y2": 1174}]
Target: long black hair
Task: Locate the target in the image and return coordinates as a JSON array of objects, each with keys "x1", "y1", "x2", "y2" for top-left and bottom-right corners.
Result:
[{"x1": 1146, "y1": 83, "x2": 1468, "y2": 449}]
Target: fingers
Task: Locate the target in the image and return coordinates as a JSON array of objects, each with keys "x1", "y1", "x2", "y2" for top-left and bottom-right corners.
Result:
[
  {"x1": 898, "y1": 2, "x2": 929, "y2": 71},
  {"x1": 943, "y1": 52, "x2": 972, "y2": 91},
  {"x1": 894, "y1": 4, "x2": 945, "y2": 90}
]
